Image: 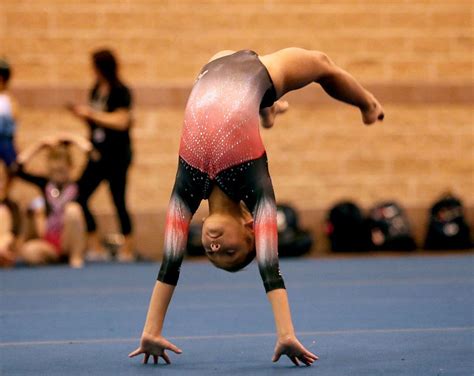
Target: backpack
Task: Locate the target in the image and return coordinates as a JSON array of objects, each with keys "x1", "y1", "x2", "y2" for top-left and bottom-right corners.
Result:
[
  {"x1": 276, "y1": 204, "x2": 313, "y2": 257},
  {"x1": 367, "y1": 201, "x2": 417, "y2": 251},
  {"x1": 424, "y1": 195, "x2": 472, "y2": 250},
  {"x1": 326, "y1": 201, "x2": 370, "y2": 252}
]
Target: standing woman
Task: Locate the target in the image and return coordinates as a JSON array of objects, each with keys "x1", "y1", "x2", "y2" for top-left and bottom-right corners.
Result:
[{"x1": 69, "y1": 49, "x2": 134, "y2": 262}]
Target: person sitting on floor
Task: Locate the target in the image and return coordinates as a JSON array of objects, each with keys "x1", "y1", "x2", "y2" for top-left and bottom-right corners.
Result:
[
  {"x1": 14, "y1": 134, "x2": 94, "y2": 268},
  {"x1": 0, "y1": 159, "x2": 21, "y2": 267}
]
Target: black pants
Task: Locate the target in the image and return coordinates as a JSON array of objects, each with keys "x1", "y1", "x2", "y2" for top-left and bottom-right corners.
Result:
[{"x1": 77, "y1": 156, "x2": 133, "y2": 235}]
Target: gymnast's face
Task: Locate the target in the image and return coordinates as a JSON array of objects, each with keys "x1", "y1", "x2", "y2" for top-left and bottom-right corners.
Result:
[
  {"x1": 48, "y1": 158, "x2": 71, "y2": 185},
  {"x1": 202, "y1": 213, "x2": 255, "y2": 272}
]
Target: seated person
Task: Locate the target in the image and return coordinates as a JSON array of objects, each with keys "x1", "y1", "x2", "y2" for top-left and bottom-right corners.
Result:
[
  {"x1": 129, "y1": 48, "x2": 384, "y2": 366},
  {"x1": 15, "y1": 134, "x2": 93, "y2": 268},
  {"x1": 0, "y1": 159, "x2": 20, "y2": 267}
]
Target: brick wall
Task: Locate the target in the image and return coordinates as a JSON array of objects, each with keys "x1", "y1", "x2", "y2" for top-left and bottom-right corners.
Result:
[
  {"x1": 1, "y1": 1, "x2": 473, "y2": 255},
  {"x1": 11, "y1": 104, "x2": 473, "y2": 210},
  {"x1": 9, "y1": 103, "x2": 473, "y2": 255},
  {"x1": 0, "y1": 1, "x2": 472, "y2": 84}
]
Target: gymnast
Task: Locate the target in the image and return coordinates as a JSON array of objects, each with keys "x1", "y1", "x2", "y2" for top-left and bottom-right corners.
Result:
[
  {"x1": 129, "y1": 48, "x2": 384, "y2": 366},
  {"x1": 15, "y1": 134, "x2": 93, "y2": 268}
]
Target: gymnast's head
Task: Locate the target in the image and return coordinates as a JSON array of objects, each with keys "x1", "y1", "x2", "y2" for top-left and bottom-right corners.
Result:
[
  {"x1": 47, "y1": 144, "x2": 73, "y2": 185},
  {"x1": 202, "y1": 203, "x2": 256, "y2": 272},
  {"x1": 91, "y1": 48, "x2": 120, "y2": 86}
]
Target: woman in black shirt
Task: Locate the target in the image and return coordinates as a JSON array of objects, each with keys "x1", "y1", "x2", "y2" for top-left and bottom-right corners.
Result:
[{"x1": 69, "y1": 49, "x2": 134, "y2": 262}]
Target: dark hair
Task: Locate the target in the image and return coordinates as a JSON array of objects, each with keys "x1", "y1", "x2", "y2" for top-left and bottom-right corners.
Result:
[
  {"x1": 0, "y1": 59, "x2": 11, "y2": 84},
  {"x1": 218, "y1": 247, "x2": 256, "y2": 273},
  {"x1": 92, "y1": 49, "x2": 120, "y2": 86}
]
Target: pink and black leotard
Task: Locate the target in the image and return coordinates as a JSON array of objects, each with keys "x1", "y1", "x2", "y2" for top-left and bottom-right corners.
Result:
[{"x1": 158, "y1": 50, "x2": 284, "y2": 293}]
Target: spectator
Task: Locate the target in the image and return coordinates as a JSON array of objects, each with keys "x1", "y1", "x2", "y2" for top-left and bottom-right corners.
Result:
[
  {"x1": 15, "y1": 135, "x2": 91, "y2": 268},
  {"x1": 0, "y1": 160, "x2": 20, "y2": 267},
  {"x1": 0, "y1": 58, "x2": 19, "y2": 182},
  {"x1": 68, "y1": 49, "x2": 134, "y2": 262}
]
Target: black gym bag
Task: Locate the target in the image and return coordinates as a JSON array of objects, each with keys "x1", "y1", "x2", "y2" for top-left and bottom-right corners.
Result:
[
  {"x1": 326, "y1": 201, "x2": 370, "y2": 252},
  {"x1": 367, "y1": 201, "x2": 417, "y2": 251},
  {"x1": 424, "y1": 195, "x2": 472, "y2": 250},
  {"x1": 276, "y1": 204, "x2": 313, "y2": 257}
]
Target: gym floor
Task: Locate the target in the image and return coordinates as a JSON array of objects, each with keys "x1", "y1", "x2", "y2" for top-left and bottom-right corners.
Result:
[{"x1": 1, "y1": 254, "x2": 473, "y2": 375}]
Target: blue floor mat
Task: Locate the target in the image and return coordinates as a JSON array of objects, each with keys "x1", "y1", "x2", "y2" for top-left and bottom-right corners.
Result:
[{"x1": 1, "y1": 255, "x2": 473, "y2": 375}]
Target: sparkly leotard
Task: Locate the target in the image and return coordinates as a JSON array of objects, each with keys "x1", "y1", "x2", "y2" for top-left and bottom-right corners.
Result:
[
  {"x1": 158, "y1": 50, "x2": 284, "y2": 292},
  {"x1": 16, "y1": 164, "x2": 78, "y2": 253}
]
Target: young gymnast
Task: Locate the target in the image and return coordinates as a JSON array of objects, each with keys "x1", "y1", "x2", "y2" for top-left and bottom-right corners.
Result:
[
  {"x1": 15, "y1": 134, "x2": 93, "y2": 268},
  {"x1": 129, "y1": 48, "x2": 384, "y2": 366}
]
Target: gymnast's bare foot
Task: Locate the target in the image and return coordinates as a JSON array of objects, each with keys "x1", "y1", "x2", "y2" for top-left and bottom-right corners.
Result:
[
  {"x1": 260, "y1": 100, "x2": 289, "y2": 128},
  {"x1": 361, "y1": 93, "x2": 384, "y2": 125}
]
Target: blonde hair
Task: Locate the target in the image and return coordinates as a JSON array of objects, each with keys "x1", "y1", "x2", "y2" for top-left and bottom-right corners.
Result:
[{"x1": 47, "y1": 145, "x2": 72, "y2": 166}]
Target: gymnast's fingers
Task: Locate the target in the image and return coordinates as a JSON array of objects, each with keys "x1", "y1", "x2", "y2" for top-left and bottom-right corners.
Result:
[
  {"x1": 165, "y1": 342, "x2": 183, "y2": 354},
  {"x1": 300, "y1": 354, "x2": 312, "y2": 366},
  {"x1": 272, "y1": 351, "x2": 282, "y2": 362},
  {"x1": 143, "y1": 354, "x2": 150, "y2": 364},
  {"x1": 304, "y1": 350, "x2": 318, "y2": 361},
  {"x1": 161, "y1": 352, "x2": 171, "y2": 364},
  {"x1": 290, "y1": 356, "x2": 300, "y2": 366},
  {"x1": 128, "y1": 347, "x2": 143, "y2": 358}
]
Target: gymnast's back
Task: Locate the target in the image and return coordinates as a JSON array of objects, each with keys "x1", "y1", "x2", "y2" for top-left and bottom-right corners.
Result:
[{"x1": 179, "y1": 50, "x2": 276, "y2": 179}]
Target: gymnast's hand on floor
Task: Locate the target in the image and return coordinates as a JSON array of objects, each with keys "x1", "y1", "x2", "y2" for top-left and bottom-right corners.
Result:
[
  {"x1": 272, "y1": 334, "x2": 319, "y2": 366},
  {"x1": 128, "y1": 333, "x2": 182, "y2": 365}
]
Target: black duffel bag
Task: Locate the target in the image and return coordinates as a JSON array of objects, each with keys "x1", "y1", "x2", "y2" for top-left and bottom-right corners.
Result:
[
  {"x1": 367, "y1": 201, "x2": 417, "y2": 251},
  {"x1": 276, "y1": 204, "x2": 313, "y2": 257},
  {"x1": 326, "y1": 201, "x2": 370, "y2": 252},
  {"x1": 424, "y1": 195, "x2": 472, "y2": 250}
]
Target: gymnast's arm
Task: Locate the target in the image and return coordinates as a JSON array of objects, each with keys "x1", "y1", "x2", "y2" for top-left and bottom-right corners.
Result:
[
  {"x1": 259, "y1": 47, "x2": 384, "y2": 125},
  {"x1": 146, "y1": 193, "x2": 194, "y2": 331},
  {"x1": 248, "y1": 176, "x2": 317, "y2": 365},
  {"x1": 254, "y1": 203, "x2": 318, "y2": 365},
  {"x1": 130, "y1": 182, "x2": 199, "y2": 363},
  {"x1": 252, "y1": 196, "x2": 294, "y2": 336}
]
